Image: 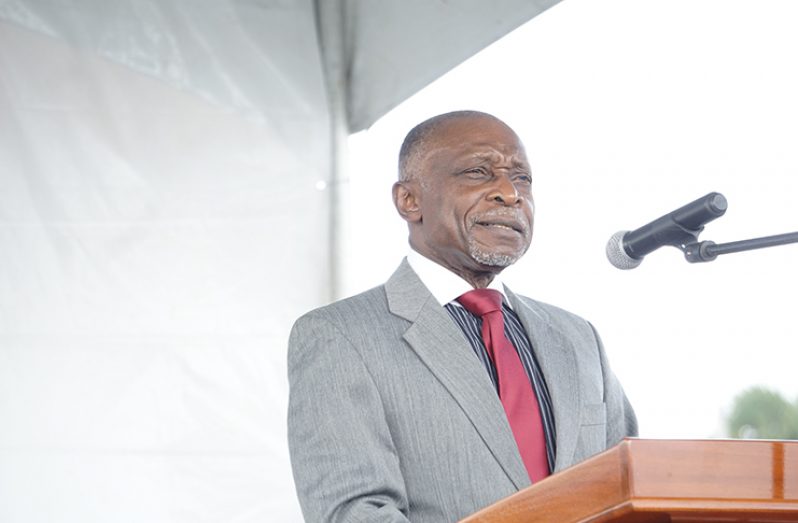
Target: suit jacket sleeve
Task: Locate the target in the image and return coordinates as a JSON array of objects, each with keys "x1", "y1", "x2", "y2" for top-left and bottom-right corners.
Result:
[{"x1": 287, "y1": 310, "x2": 411, "y2": 522}]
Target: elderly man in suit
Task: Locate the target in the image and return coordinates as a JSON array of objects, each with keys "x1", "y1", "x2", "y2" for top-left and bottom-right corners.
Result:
[{"x1": 287, "y1": 111, "x2": 637, "y2": 522}]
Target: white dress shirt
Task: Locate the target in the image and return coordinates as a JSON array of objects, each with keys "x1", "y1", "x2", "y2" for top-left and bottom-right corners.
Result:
[{"x1": 406, "y1": 249, "x2": 511, "y2": 308}]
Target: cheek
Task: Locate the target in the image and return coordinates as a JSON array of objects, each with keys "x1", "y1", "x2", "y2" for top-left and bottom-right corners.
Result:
[
  {"x1": 524, "y1": 200, "x2": 535, "y2": 222},
  {"x1": 523, "y1": 194, "x2": 535, "y2": 211},
  {"x1": 432, "y1": 207, "x2": 471, "y2": 245},
  {"x1": 424, "y1": 188, "x2": 482, "y2": 237}
]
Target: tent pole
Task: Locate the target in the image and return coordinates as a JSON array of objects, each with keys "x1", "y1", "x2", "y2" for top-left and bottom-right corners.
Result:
[{"x1": 315, "y1": 0, "x2": 350, "y2": 302}]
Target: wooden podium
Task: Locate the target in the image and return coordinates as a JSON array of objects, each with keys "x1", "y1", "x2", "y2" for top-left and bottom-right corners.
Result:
[{"x1": 461, "y1": 439, "x2": 798, "y2": 522}]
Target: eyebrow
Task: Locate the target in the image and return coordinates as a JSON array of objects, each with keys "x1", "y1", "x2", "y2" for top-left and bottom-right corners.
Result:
[{"x1": 470, "y1": 151, "x2": 529, "y2": 168}]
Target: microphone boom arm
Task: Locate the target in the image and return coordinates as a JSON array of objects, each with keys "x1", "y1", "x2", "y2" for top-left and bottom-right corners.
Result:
[{"x1": 683, "y1": 231, "x2": 798, "y2": 263}]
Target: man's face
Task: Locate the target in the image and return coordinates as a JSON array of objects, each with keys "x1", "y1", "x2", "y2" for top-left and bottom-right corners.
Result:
[{"x1": 408, "y1": 116, "x2": 534, "y2": 277}]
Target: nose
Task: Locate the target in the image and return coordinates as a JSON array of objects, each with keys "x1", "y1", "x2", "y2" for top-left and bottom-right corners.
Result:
[{"x1": 487, "y1": 173, "x2": 522, "y2": 206}]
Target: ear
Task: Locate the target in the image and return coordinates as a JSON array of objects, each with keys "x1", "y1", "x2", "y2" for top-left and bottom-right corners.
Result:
[{"x1": 392, "y1": 181, "x2": 422, "y2": 223}]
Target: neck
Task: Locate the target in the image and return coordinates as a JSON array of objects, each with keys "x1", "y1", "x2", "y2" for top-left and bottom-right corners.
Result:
[
  {"x1": 456, "y1": 269, "x2": 495, "y2": 289},
  {"x1": 410, "y1": 242, "x2": 501, "y2": 289}
]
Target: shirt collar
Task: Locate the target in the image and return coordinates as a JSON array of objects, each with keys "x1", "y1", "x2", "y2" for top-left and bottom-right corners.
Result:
[{"x1": 406, "y1": 249, "x2": 509, "y2": 307}]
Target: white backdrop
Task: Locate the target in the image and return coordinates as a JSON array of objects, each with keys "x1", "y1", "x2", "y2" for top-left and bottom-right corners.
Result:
[{"x1": 0, "y1": 3, "x2": 329, "y2": 521}]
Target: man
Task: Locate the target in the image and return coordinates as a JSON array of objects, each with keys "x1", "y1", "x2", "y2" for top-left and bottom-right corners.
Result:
[{"x1": 287, "y1": 111, "x2": 637, "y2": 522}]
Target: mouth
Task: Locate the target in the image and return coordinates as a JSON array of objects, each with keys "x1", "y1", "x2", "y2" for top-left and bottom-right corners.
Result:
[{"x1": 474, "y1": 219, "x2": 526, "y2": 235}]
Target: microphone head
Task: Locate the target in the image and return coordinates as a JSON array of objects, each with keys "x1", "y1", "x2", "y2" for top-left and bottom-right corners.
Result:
[{"x1": 606, "y1": 231, "x2": 642, "y2": 270}]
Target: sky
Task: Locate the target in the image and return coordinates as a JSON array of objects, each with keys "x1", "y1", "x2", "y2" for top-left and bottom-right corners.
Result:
[{"x1": 340, "y1": 0, "x2": 798, "y2": 439}]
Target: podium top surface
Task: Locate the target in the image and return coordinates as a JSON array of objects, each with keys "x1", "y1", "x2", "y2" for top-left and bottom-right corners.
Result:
[{"x1": 461, "y1": 438, "x2": 798, "y2": 523}]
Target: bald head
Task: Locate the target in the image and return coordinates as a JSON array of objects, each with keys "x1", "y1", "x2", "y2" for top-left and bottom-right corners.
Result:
[{"x1": 398, "y1": 110, "x2": 510, "y2": 183}]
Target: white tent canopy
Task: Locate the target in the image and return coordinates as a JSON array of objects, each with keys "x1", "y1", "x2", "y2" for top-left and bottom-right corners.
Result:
[
  {"x1": 317, "y1": 0, "x2": 562, "y2": 132},
  {"x1": 0, "y1": 1, "x2": 560, "y2": 521}
]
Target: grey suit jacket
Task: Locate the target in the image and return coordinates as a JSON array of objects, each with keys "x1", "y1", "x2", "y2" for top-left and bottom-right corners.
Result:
[{"x1": 287, "y1": 259, "x2": 637, "y2": 522}]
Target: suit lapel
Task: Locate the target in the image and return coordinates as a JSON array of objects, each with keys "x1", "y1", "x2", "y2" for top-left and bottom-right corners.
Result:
[
  {"x1": 385, "y1": 260, "x2": 530, "y2": 490},
  {"x1": 505, "y1": 288, "x2": 581, "y2": 473}
]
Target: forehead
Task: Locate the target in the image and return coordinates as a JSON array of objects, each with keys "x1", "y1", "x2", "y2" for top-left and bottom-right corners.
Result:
[{"x1": 424, "y1": 116, "x2": 527, "y2": 163}]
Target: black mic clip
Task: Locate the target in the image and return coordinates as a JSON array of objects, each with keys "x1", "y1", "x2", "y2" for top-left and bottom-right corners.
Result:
[{"x1": 682, "y1": 239, "x2": 718, "y2": 263}]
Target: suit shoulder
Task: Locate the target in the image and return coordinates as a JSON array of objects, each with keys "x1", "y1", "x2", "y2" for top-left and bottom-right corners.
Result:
[{"x1": 291, "y1": 285, "x2": 391, "y2": 332}]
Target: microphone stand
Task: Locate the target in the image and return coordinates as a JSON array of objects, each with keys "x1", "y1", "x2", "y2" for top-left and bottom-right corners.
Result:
[{"x1": 683, "y1": 231, "x2": 798, "y2": 263}]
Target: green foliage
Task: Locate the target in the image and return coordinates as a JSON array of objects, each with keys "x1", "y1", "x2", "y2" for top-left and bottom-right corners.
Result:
[{"x1": 726, "y1": 386, "x2": 798, "y2": 440}]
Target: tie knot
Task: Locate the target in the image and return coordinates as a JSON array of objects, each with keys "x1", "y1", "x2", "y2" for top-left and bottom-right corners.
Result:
[{"x1": 457, "y1": 288, "x2": 503, "y2": 317}]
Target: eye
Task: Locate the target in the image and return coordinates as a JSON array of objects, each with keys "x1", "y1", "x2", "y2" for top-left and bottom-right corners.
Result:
[
  {"x1": 514, "y1": 173, "x2": 532, "y2": 185},
  {"x1": 463, "y1": 167, "x2": 489, "y2": 179}
]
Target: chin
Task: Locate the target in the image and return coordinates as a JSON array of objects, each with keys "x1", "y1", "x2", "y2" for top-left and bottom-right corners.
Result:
[
  {"x1": 467, "y1": 236, "x2": 529, "y2": 268},
  {"x1": 468, "y1": 248, "x2": 521, "y2": 268}
]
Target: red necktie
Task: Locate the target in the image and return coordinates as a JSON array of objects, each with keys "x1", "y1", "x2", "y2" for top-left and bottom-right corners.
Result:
[{"x1": 457, "y1": 289, "x2": 549, "y2": 482}]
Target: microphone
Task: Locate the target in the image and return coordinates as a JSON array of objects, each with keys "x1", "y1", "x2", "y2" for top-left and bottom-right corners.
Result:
[{"x1": 606, "y1": 192, "x2": 728, "y2": 269}]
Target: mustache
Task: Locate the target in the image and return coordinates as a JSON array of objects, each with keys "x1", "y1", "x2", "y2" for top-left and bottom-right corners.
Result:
[{"x1": 469, "y1": 209, "x2": 531, "y2": 235}]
